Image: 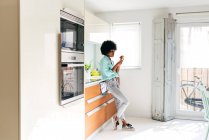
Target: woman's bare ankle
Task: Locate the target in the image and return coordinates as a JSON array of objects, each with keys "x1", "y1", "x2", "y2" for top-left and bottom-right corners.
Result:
[
  {"x1": 122, "y1": 119, "x2": 127, "y2": 126},
  {"x1": 114, "y1": 116, "x2": 119, "y2": 121}
]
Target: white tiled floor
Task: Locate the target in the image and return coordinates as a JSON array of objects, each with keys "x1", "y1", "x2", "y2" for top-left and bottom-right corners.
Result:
[{"x1": 91, "y1": 117, "x2": 208, "y2": 140}]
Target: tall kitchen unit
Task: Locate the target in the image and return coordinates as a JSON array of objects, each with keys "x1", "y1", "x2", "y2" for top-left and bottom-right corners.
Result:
[{"x1": 60, "y1": 9, "x2": 85, "y2": 105}]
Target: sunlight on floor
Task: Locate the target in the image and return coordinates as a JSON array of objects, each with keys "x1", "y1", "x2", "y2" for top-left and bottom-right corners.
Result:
[{"x1": 91, "y1": 117, "x2": 208, "y2": 140}]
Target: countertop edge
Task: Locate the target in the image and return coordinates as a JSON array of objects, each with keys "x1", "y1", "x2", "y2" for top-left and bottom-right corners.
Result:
[{"x1": 85, "y1": 79, "x2": 106, "y2": 88}]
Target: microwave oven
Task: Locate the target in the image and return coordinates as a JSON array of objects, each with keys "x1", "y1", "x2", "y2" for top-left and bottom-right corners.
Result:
[{"x1": 60, "y1": 10, "x2": 84, "y2": 53}]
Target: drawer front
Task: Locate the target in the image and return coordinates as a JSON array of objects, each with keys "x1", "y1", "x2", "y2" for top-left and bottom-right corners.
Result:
[
  {"x1": 85, "y1": 103, "x2": 107, "y2": 138},
  {"x1": 85, "y1": 99, "x2": 117, "y2": 138},
  {"x1": 106, "y1": 99, "x2": 117, "y2": 120},
  {"x1": 85, "y1": 84, "x2": 101, "y2": 100},
  {"x1": 85, "y1": 93, "x2": 113, "y2": 113}
]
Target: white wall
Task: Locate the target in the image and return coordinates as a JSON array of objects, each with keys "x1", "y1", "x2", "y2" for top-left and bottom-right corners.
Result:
[
  {"x1": 20, "y1": 0, "x2": 84, "y2": 140},
  {"x1": 85, "y1": 10, "x2": 110, "y2": 44},
  {"x1": 62, "y1": 0, "x2": 84, "y2": 16},
  {"x1": 0, "y1": 0, "x2": 19, "y2": 140},
  {"x1": 96, "y1": 9, "x2": 169, "y2": 118}
]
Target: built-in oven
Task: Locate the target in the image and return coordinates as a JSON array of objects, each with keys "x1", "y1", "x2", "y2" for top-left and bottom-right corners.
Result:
[
  {"x1": 60, "y1": 9, "x2": 84, "y2": 52},
  {"x1": 60, "y1": 52, "x2": 84, "y2": 105},
  {"x1": 60, "y1": 9, "x2": 84, "y2": 105}
]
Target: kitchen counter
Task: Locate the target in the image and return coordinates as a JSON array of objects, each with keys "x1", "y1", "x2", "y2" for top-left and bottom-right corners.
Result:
[
  {"x1": 85, "y1": 79, "x2": 105, "y2": 88},
  {"x1": 85, "y1": 78, "x2": 116, "y2": 138}
]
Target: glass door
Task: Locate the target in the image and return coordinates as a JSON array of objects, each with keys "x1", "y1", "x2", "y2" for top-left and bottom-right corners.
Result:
[
  {"x1": 61, "y1": 18, "x2": 84, "y2": 52},
  {"x1": 176, "y1": 23, "x2": 209, "y2": 119},
  {"x1": 61, "y1": 64, "x2": 84, "y2": 105}
]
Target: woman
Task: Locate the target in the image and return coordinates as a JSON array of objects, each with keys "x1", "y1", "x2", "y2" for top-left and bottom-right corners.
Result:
[{"x1": 100, "y1": 40, "x2": 135, "y2": 131}]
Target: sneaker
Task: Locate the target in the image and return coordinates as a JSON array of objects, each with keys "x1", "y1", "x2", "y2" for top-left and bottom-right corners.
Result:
[
  {"x1": 112, "y1": 117, "x2": 119, "y2": 130},
  {"x1": 122, "y1": 123, "x2": 135, "y2": 131}
]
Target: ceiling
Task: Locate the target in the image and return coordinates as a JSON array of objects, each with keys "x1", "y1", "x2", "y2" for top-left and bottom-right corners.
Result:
[{"x1": 85, "y1": 0, "x2": 209, "y2": 13}]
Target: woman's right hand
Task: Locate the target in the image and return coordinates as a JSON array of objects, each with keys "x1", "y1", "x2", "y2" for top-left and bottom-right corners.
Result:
[
  {"x1": 117, "y1": 59, "x2": 123, "y2": 65},
  {"x1": 112, "y1": 55, "x2": 124, "y2": 72}
]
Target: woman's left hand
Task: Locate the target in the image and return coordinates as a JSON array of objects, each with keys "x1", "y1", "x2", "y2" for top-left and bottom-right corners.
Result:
[{"x1": 120, "y1": 55, "x2": 124, "y2": 61}]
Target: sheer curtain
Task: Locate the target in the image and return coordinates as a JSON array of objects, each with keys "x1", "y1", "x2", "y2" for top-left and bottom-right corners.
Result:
[{"x1": 180, "y1": 25, "x2": 209, "y2": 68}]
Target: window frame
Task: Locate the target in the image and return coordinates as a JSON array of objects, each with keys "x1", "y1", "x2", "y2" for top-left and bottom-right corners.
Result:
[{"x1": 175, "y1": 22, "x2": 209, "y2": 119}]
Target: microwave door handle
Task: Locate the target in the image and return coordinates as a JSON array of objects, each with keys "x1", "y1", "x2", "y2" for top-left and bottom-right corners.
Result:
[
  {"x1": 61, "y1": 64, "x2": 68, "y2": 67},
  {"x1": 67, "y1": 64, "x2": 84, "y2": 67}
]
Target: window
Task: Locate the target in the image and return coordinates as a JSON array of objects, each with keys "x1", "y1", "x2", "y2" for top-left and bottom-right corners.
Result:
[
  {"x1": 177, "y1": 23, "x2": 209, "y2": 113},
  {"x1": 111, "y1": 22, "x2": 141, "y2": 69}
]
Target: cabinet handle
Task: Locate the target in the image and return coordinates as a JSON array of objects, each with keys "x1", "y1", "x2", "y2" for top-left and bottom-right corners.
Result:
[
  {"x1": 86, "y1": 103, "x2": 107, "y2": 117},
  {"x1": 87, "y1": 95, "x2": 103, "y2": 104},
  {"x1": 107, "y1": 98, "x2": 114, "y2": 104}
]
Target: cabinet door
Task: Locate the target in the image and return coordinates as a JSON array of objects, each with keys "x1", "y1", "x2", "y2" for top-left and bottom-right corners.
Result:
[
  {"x1": 85, "y1": 103, "x2": 107, "y2": 138},
  {"x1": 85, "y1": 93, "x2": 113, "y2": 113},
  {"x1": 152, "y1": 18, "x2": 176, "y2": 121},
  {"x1": 152, "y1": 19, "x2": 165, "y2": 120},
  {"x1": 106, "y1": 99, "x2": 117, "y2": 120},
  {"x1": 153, "y1": 19, "x2": 164, "y2": 83},
  {"x1": 85, "y1": 84, "x2": 101, "y2": 100},
  {"x1": 164, "y1": 18, "x2": 176, "y2": 121}
]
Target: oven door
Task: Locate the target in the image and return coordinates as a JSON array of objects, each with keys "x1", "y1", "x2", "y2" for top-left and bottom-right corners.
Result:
[{"x1": 60, "y1": 63, "x2": 84, "y2": 105}]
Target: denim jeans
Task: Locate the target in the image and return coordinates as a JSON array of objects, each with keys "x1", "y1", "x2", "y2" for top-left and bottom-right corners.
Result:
[{"x1": 106, "y1": 78, "x2": 129, "y2": 120}]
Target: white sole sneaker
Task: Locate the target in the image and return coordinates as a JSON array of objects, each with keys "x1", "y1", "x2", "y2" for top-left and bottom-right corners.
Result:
[{"x1": 122, "y1": 123, "x2": 135, "y2": 131}]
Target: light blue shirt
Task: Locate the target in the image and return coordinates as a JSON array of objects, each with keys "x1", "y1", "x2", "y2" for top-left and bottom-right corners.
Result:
[{"x1": 100, "y1": 55, "x2": 119, "y2": 80}]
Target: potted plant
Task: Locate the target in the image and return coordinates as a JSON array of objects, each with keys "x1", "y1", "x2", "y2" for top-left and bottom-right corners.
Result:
[{"x1": 85, "y1": 64, "x2": 91, "y2": 79}]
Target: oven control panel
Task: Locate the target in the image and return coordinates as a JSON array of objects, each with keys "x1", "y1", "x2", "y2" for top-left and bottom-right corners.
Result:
[{"x1": 61, "y1": 51, "x2": 84, "y2": 63}]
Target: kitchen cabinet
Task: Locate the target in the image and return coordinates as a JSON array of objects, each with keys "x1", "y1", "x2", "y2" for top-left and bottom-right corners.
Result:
[
  {"x1": 85, "y1": 84, "x2": 117, "y2": 138},
  {"x1": 152, "y1": 16, "x2": 176, "y2": 121},
  {"x1": 85, "y1": 10, "x2": 110, "y2": 44}
]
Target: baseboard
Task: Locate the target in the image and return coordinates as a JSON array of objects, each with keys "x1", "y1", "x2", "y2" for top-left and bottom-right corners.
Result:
[
  {"x1": 175, "y1": 116, "x2": 206, "y2": 121},
  {"x1": 175, "y1": 110, "x2": 206, "y2": 121}
]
